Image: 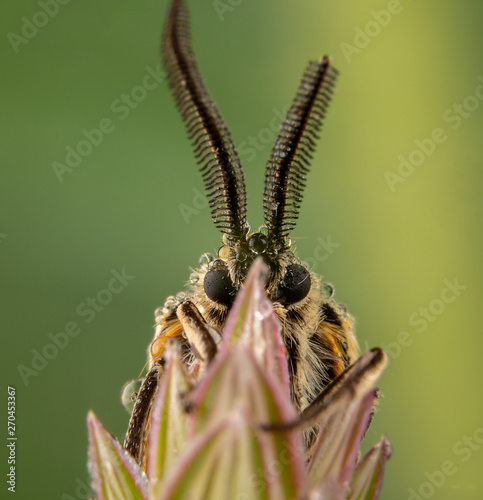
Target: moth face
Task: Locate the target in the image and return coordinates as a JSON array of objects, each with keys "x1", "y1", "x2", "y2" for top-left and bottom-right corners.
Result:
[{"x1": 200, "y1": 230, "x2": 312, "y2": 311}]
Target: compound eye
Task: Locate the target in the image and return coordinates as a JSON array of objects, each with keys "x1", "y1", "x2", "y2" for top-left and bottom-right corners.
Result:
[
  {"x1": 277, "y1": 264, "x2": 311, "y2": 304},
  {"x1": 203, "y1": 260, "x2": 235, "y2": 306}
]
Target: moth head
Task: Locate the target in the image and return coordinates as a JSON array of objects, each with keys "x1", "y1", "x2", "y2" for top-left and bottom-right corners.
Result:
[{"x1": 200, "y1": 228, "x2": 312, "y2": 309}]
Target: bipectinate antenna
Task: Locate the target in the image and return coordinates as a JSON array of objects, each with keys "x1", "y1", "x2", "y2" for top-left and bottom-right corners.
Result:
[
  {"x1": 162, "y1": 0, "x2": 248, "y2": 239},
  {"x1": 263, "y1": 57, "x2": 338, "y2": 248}
]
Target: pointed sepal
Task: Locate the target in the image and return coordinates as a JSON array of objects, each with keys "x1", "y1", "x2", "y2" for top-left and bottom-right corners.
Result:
[
  {"x1": 305, "y1": 350, "x2": 388, "y2": 499},
  {"x1": 185, "y1": 347, "x2": 305, "y2": 498},
  {"x1": 347, "y1": 436, "x2": 392, "y2": 500},
  {"x1": 222, "y1": 257, "x2": 291, "y2": 391},
  {"x1": 146, "y1": 343, "x2": 192, "y2": 488},
  {"x1": 87, "y1": 411, "x2": 148, "y2": 500}
]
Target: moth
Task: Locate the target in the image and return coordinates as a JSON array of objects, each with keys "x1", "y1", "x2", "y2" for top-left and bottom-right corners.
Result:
[{"x1": 124, "y1": 0, "x2": 385, "y2": 467}]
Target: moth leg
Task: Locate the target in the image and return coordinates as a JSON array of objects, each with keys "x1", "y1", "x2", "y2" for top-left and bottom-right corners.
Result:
[
  {"x1": 123, "y1": 365, "x2": 161, "y2": 466},
  {"x1": 261, "y1": 348, "x2": 387, "y2": 433},
  {"x1": 176, "y1": 300, "x2": 221, "y2": 372},
  {"x1": 124, "y1": 300, "x2": 221, "y2": 465}
]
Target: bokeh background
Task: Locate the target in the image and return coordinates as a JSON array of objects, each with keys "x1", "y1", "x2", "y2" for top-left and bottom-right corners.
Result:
[{"x1": 2, "y1": 0, "x2": 482, "y2": 498}]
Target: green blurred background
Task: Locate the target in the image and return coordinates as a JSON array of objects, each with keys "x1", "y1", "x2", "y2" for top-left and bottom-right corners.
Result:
[{"x1": 1, "y1": 0, "x2": 482, "y2": 498}]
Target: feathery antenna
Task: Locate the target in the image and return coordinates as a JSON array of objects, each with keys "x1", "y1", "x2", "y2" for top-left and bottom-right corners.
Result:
[
  {"x1": 162, "y1": 0, "x2": 247, "y2": 238},
  {"x1": 263, "y1": 57, "x2": 338, "y2": 245}
]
